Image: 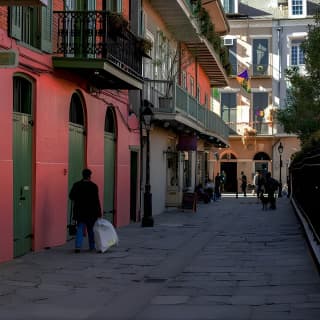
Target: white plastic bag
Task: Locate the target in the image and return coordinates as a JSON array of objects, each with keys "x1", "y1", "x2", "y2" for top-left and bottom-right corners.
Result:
[{"x1": 93, "y1": 218, "x2": 119, "y2": 253}]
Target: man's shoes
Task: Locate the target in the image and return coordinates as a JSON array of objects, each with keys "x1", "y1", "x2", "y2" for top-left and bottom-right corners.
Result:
[{"x1": 74, "y1": 249, "x2": 81, "y2": 253}]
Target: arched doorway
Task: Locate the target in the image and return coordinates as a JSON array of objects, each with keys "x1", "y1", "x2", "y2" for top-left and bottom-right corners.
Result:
[
  {"x1": 220, "y1": 152, "x2": 237, "y2": 192},
  {"x1": 68, "y1": 92, "x2": 86, "y2": 237},
  {"x1": 253, "y1": 152, "x2": 271, "y2": 174},
  {"x1": 104, "y1": 107, "x2": 116, "y2": 224},
  {"x1": 13, "y1": 75, "x2": 34, "y2": 257}
]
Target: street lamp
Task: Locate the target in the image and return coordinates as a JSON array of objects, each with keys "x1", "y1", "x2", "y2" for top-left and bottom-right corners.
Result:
[
  {"x1": 278, "y1": 142, "x2": 284, "y2": 198},
  {"x1": 141, "y1": 101, "x2": 154, "y2": 227}
]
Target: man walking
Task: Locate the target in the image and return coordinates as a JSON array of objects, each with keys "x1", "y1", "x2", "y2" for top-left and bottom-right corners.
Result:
[{"x1": 69, "y1": 168, "x2": 102, "y2": 253}]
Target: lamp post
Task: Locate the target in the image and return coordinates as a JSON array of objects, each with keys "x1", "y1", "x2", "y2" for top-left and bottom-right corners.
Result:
[
  {"x1": 278, "y1": 142, "x2": 283, "y2": 198},
  {"x1": 141, "y1": 101, "x2": 154, "y2": 227}
]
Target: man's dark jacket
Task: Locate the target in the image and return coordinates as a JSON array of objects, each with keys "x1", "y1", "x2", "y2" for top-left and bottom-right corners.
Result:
[{"x1": 69, "y1": 179, "x2": 101, "y2": 224}]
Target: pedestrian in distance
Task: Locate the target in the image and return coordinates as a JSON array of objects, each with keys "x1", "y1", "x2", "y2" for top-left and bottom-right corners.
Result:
[
  {"x1": 220, "y1": 171, "x2": 226, "y2": 192},
  {"x1": 252, "y1": 171, "x2": 259, "y2": 196},
  {"x1": 214, "y1": 172, "x2": 222, "y2": 201},
  {"x1": 264, "y1": 171, "x2": 280, "y2": 210},
  {"x1": 69, "y1": 168, "x2": 102, "y2": 253},
  {"x1": 240, "y1": 171, "x2": 247, "y2": 197},
  {"x1": 257, "y1": 171, "x2": 265, "y2": 200}
]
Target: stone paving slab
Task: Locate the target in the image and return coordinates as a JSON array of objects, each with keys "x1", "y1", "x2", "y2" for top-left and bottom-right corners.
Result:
[{"x1": 0, "y1": 197, "x2": 320, "y2": 320}]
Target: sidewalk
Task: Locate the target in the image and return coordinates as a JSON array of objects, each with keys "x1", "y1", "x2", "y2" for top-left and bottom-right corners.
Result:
[{"x1": 1, "y1": 196, "x2": 320, "y2": 320}]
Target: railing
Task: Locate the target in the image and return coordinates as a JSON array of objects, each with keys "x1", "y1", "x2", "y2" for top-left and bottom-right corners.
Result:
[
  {"x1": 53, "y1": 11, "x2": 142, "y2": 79},
  {"x1": 143, "y1": 79, "x2": 229, "y2": 141},
  {"x1": 226, "y1": 121, "x2": 275, "y2": 136},
  {"x1": 290, "y1": 147, "x2": 320, "y2": 241}
]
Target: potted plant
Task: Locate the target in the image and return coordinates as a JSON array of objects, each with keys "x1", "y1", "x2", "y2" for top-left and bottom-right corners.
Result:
[
  {"x1": 136, "y1": 37, "x2": 153, "y2": 57},
  {"x1": 108, "y1": 13, "x2": 128, "y2": 38}
]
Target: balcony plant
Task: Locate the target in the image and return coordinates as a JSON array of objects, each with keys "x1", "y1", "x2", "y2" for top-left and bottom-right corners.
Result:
[
  {"x1": 108, "y1": 13, "x2": 129, "y2": 38},
  {"x1": 136, "y1": 37, "x2": 153, "y2": 57}
]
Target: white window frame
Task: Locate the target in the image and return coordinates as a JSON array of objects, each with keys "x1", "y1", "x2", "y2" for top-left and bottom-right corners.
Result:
[
  {"x1": 291, "y1": 39, "x2": 305, "y2": 66},
  {"x1": 288, "y1": 0, "x2": 306, "y2": 18},
  {"x1": 223, "y1": 0, "x2": 238, "y2": 14}
]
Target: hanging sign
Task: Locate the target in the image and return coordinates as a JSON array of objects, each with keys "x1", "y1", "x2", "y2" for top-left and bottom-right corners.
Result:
[{"x1": 177, "y1": 135, "x2": 197, "y2": 151}]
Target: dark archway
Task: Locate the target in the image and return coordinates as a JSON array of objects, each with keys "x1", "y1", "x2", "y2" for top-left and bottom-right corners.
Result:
[{"x1": 253, "y1": 152, "x2": 270, "y2": 160}]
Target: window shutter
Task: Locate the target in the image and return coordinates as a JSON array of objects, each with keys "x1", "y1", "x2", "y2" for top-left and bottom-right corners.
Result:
[
  {"x1": 10, "y1": 6, "x2": 22, "y2": 40},
  {"x1": 41, "y1": 0, "x2": 52, "y2": 53},
  {"x1": 87, "y1": 0, "x2": 96, "y2": 10}
]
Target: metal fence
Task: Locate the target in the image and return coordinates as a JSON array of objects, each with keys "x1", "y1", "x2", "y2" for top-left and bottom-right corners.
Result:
[{"x1": 290, "y1": 147, "x2": 320, "y2": 242}]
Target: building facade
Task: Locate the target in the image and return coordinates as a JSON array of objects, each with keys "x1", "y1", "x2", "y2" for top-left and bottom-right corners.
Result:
[
  {"x1": 213, "y1": 0, "x2": 319, "y2": 192},
  {"x1": 0, "y1": 0, "x2": 144, "y2": 262},
  {"x1": 141, "y1": 0, "x2": 230, "y2": 216}
]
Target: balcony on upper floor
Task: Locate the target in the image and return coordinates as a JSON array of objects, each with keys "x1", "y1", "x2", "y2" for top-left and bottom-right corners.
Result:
[
  {"x1": 148, "y1": 0, "x2": 229, "y2": 87},
  {"x1": 52, "y1": 11, "x2": 144, "y2": 90},
  {"x1": 226, "y1": 121, "x2": 276, "y2": 136},
  {"x1": 143, "y1": 79, "x2": 229, "y2": 147}
]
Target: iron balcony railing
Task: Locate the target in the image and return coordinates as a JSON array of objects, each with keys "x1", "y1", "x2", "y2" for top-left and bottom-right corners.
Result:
[
  {"x1": 226, "y1": 121, "x2": 276, "y2": 136},
  {"x1": 53, "y1": 10, "x2": 143, "y2": 79},
  {"x1": 143, "y1": 79, "x2": 229, "y2": 142}
]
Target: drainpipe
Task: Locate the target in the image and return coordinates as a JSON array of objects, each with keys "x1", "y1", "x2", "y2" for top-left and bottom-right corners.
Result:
[{"x1": 276, "y1": 23, "x2": 282, "y2": 109}]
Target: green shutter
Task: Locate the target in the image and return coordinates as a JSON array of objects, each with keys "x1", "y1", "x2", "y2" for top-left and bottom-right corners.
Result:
[
  {"x1": 10, "y1": 6, "x2": 22, "y2": 40},
  {"x1": 41, "y1": 0, "x2": 52, "y2": 53},
  {"x1": 87, "y1": 0, "x2": 96, "y2": 10}
]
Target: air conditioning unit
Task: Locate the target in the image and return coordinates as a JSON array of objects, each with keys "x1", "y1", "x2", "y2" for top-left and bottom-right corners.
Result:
[{"x1": 224, "y1": 38, "x2": 234, "y2": 46}]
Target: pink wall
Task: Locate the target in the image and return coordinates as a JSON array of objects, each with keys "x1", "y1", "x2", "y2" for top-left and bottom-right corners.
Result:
[
  {"x1": 0, "y1": 70, "x2": 14, "y2": 262},
  {"x1": 33, "y1": 74, "x2": 72, "y2": 250},
  {"x1": 0, "y1": 67, "x2": 140, "y2": 261}
]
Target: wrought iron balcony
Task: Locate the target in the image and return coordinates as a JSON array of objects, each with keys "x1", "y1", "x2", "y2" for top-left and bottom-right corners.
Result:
[
  {"x1": 143, "y1": 79, "x2": 229, "y2": 146},
  {"x1": 226, "y1": 121, "x2": 276, "y2": 136},
  {"x1": 53, "y1": 11, "x2": 144, "y2": 90}
]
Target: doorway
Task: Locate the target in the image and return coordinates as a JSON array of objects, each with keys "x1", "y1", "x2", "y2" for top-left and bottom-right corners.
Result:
[
  {"x1": 68, "y1": 92, "x2": 86, "y2": 238},
  {"x1": 130, "y1": 151, "x2": 138, "y2": 222},
  {"x1": 220, "y1": 162, "x2": 238, "y2": 193},
  {"x1": 13, "y1": 76, "x2": 33, "y2": 257},
  {"x1": 104, "y1": 108, "x2": 116, "y2": 224}
]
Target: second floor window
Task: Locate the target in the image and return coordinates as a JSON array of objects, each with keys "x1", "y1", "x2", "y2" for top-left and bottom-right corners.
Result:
[
  {"x1": 10, "y1": 2, "x2": 52, "y2": 52},
  {"x1": 105, "y1": 0, "x2": 122, "y2": 13},
  {"x1": 197, "y1": 85, "x2": 201, "y2": 103},
  {"x1": 221, "y1": 92, "x2": 237, "y2": 124},
  {"x1": 182, "y1": 71, "x2": 187, "y2": 90},
  {"x1": 228, "y1": 39, "x2": 237, "y2": 76},
  {"x1": 190, "y1": 76, "x2": 194, "y2": 97},
  {"x1": 291, "y1": 40, "x2": 305, "y2": 66},
  {"x1": 252, "y1": 39, "x2": 269, "y2": 76}
]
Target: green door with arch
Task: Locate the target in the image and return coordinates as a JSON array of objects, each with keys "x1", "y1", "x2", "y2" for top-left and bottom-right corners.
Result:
[
  {"x1": 68, "y1": 93, "x2": 85, "y2": 236},
  {"x1": 104, "y1": 109, "x2": 116, "y2": 223},
  {"x1": 13, "y1": 77, "x2": 33, "y2": 257}
]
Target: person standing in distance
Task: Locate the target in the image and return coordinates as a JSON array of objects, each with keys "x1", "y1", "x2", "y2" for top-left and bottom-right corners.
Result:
[
  {"x1": 240, "y1": 171, "x2": 247, "y2": 197},
  {"x1": 69, "y1": 168, "x2": 102, "y2": 253}
]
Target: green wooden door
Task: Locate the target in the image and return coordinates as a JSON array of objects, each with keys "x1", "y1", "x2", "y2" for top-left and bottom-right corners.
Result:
[
  {"x1": 103, "y1": 132, "x2": 115, "y2": 223},
  {"x1": 130, "y1": 151, "x2": 138, "y2": 222},
  {"x1": 68, "y1": 123, "x2": 85, "y2": 234},
  {"x1": 13, "y1": 113, "x2": 33, "y2": 257}
]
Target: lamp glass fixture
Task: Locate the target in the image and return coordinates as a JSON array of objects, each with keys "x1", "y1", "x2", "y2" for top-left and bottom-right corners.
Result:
[{"x1": 278, "y1": 142, "x2": 284, "y2": 154}]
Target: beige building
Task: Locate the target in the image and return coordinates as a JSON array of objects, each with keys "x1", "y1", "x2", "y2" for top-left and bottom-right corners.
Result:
[{"x1": 211, "y1": 0, "x2": 319, "y2": 192}]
